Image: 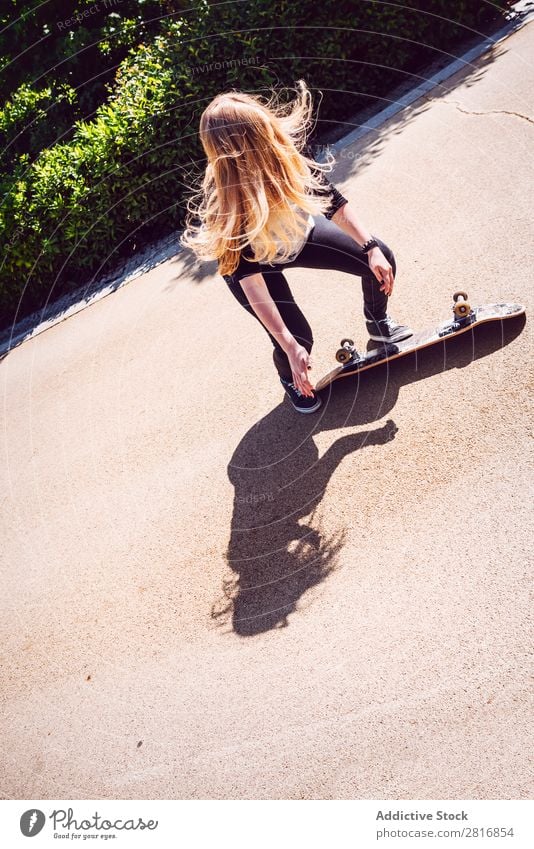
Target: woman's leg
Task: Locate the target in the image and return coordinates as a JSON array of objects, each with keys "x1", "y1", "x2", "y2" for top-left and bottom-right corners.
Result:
[
  {"x1": 224, "y1": 269, "x2": 313, "y2": 381},
  {"x1": 285, "y1": 215, "x2": 394, "y2": 326}
]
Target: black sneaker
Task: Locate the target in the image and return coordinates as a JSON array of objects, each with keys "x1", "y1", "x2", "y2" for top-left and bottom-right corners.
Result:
[
  {"x1": 366, "y1": 315, "x2": 413, "y2": 343},
  {"x1": 280, "y1": 377, "x2": 322, "y2": 413}
]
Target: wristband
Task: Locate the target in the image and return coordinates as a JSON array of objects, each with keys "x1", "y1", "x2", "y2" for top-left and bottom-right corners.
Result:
[{"x1": 361, "y1": 237, "x2": 379, "y2": 253}]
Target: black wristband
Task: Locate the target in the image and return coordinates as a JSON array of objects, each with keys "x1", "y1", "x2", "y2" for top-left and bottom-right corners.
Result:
[{"x1": 361, "y1": 237, "x2": 379, "y2": 253}]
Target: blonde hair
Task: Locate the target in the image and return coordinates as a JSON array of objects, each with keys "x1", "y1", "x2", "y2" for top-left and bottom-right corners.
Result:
[{"x1": 180, "y1": 79, "x2": 336, "y2": 276}]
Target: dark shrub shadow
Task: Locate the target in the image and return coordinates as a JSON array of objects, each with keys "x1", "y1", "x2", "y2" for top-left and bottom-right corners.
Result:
[{"x1": 212, "y1": 315, "x2": 526, "y2": 636}]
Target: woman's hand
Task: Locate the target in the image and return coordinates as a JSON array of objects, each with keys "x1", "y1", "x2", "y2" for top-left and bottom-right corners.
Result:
[
  {"x1": 238, "y1": 274, "x2": 315, "y2": 396},
  {"x1": 286, "y1": 341, "x2": 315, "y2": 397},
  {"x1": 367, "y1": 246, "x2": 394, "y2": 295}
]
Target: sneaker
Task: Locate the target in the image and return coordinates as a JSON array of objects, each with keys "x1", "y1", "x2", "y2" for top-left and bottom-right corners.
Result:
[
  {"x1": 280, "y1": 377, "x2": 322, "y2": 413},
  {"x1": 366, "y1": 315, "x2": 413, "y2": 343}
]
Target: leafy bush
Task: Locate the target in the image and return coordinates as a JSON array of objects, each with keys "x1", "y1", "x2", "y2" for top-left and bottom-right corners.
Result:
[{"x1": 0, "y1": 0, "x2": 510, "y2": 329}]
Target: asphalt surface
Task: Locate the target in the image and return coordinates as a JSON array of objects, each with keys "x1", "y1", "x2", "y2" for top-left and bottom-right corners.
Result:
[{"x1": 1, "y1": 21, "x2": 533, "y2": 800}]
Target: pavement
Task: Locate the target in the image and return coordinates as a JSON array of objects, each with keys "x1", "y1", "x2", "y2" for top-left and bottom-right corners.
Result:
[{"x1": 1, "y1": 20, "x2": 533, "y2": 801}]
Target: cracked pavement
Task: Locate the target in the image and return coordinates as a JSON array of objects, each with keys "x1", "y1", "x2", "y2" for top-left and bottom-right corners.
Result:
[{"x1": 441, "y1": 100, "x2": 534, "y2": 125}]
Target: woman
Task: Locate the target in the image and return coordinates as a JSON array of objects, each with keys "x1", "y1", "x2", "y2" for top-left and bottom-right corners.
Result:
[{"x1": 181, "y1": 80, "x2": 412, "y2": 413}]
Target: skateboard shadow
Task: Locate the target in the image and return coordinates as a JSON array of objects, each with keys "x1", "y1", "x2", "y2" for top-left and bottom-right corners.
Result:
[{"x1": 212, "y1": 315, "x2": 525, "y2": 636}]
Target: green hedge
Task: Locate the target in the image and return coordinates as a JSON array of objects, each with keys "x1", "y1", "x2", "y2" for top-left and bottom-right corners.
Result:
[{"x1": 0, "y1": 0, "x2": 509, "y2": 330}]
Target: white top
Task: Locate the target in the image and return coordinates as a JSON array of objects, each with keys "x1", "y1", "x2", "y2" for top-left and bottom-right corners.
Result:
[{"x1": 249, "y1": 204, "x2": 314, "y2": 265}]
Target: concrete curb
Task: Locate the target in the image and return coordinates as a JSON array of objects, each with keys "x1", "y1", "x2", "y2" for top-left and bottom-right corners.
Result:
[{"x1": 1, "y1": 3, "x2": 532, "y2": 357}]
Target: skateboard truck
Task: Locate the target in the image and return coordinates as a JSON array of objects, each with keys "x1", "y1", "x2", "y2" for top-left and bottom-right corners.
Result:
[
  {"x1": 452, "y1": 290, "x2": 472, "y2": 319},
  {"x1": 335, "y1": 338, "x2": 359, "y2": 364},
  {"x1": 334, "y1": 336, "x2": 393, "y2": 369},
  {"x1": 439, "y1": 291, "x2": 476, "y2": 337}
]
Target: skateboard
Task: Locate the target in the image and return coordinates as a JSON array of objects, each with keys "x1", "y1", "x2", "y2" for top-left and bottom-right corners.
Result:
[{"x1": 315, "y1": 291, "x2": 525, "y2": 392}]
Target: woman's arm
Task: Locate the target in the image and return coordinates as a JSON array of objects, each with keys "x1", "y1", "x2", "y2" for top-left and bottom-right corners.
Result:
[
  {"x1": 331, "y1": 203, "x2": 395, "y2": 295},
  {"x1": 331, "y1": 201, "x2": 373, "y2": 247},
  {"x1": 239, "y1": 273, "x2": 315, "y2": 396}
]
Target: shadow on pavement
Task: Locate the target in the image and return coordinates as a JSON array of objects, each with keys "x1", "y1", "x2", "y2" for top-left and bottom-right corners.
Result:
[{"x1": 212, "y1": 315, "x2": 526, "y2": 636}]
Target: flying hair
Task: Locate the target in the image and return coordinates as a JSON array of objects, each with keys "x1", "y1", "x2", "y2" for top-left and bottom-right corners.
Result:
[{"x1": 180, "y1": 79, "x2": 337, "y2": 276}]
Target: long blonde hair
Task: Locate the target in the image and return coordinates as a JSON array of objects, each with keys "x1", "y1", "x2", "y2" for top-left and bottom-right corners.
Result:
[{"x1": 180, "y1": 79, "x2": 336, "y2": 275}]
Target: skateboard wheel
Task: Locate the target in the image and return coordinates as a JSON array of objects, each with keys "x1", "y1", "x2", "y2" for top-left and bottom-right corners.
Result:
[
  {"x1": 336, "y1": 348, "x2": 353, "y2": 364},
  {"x1": 340, "y1": 338, "x2": 355, "y2": 348},
  {"x1": 453, "y1": 300, "x2": 471, "y2": 317},
  {"x1": 452, "y1": 290, "x2": 469, "y2": 303}
]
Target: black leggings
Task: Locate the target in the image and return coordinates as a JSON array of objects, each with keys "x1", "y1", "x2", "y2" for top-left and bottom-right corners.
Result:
[{"x1": 223, "y1": 214, "x2": 396, "y2": 382}]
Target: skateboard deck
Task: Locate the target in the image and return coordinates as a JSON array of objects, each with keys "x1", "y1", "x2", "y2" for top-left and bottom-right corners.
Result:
[{"x1": 315, "y1": 292, "x2": 525, "y2": 392}]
